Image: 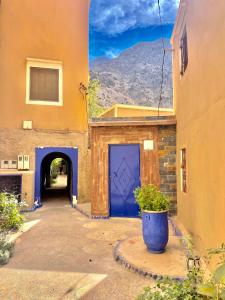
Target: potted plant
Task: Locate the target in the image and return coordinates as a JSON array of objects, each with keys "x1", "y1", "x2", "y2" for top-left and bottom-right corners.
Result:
[{"x1": 134, "y1": 184, "x2": 170, "y2": 254}]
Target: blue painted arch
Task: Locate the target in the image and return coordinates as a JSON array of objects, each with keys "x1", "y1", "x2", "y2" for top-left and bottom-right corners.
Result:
[{"x1": 35, "y1": 147, "x2": 78, "y2": 206}]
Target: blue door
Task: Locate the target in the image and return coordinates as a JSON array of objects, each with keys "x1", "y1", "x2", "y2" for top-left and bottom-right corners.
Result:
[{"x1": 109, "y1": 144, "x2": 140, "y2": 217}]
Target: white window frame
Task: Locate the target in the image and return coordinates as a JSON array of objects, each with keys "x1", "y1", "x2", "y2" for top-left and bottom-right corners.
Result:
[{"x1": 26, "y1": 58, "x2": 63, "y2": 106}]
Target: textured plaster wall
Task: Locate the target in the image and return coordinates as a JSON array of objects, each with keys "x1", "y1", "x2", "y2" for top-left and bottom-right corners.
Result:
[
  {"x1": 0, "y1": 129, "x2": 91, "y2": 207},
  {"x1": 172, "y1": 0, "x2": 225, "y2": 252},
  {"x1": 117, "y1": 108, "x2": 174, "y2": 118},
  {"x1": 0, "y1": 0, "x2": 89, "y2": 131}
]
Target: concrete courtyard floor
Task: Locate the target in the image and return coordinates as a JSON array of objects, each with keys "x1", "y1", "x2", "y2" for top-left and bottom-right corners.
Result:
[{"x1": 0, "y1": 192, "x2": 153, "y2": 300}]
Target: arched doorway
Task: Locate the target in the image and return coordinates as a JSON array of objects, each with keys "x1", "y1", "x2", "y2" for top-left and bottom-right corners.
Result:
[
  {"x1": 40, "y1": 153, "x2": 72, "y2": 204},
  {"x1": 35, "y1": 147, "x2": 78, "y2": 207}
]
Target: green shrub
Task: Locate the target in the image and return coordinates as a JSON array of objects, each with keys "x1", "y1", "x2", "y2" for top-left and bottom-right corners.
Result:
[
  {"x1": 0, "y1": 192, "x2": 24, "y2": 233},
  {"x1": 134, "y1": 184, "x2": 170, "y2": 212},
  {"x1": 136, "y1": 269, "x2": 204, "y2": 300},
  {"x1": 198, "y1": 244, "x2": 225, "y2": 299},
  {"x1": 51, "y1": 172, "x2": 58, "y2": 180},
  {"x1": 0, "y1": 236, "x2": 14, "y2": 265},
  {"x1": 87, "y1": 78, "x2": 105, "y2": 118},
  {"x1": 137, "y1": 244, "x2": 225, "y2": 300},
  {"x1": 50, "y1": 158, "x2": 63, "y2": 183}
]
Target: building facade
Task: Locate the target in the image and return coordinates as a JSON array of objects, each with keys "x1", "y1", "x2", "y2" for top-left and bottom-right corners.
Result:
[
  {"x1": 90, "y1": 117, "x2": 177, "y2": 218},
  {"x1": 172, "y1": 0, "x2": 225, "y2": 253},
  {"x1": 0, "y1": 0, "x2": 90, "y2": 208}
]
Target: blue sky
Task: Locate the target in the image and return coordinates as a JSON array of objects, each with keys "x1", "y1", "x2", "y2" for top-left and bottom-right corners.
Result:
[{"x1": 89, "y1": 0, "x2": 179, "y2": 60}]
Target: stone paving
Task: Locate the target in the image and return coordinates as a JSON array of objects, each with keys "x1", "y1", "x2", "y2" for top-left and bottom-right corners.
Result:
[
  {"x1": 0, "y1": 192, "x2": 152, "y2": 300},
  {"x1": 76, "y1": 202, "x2": 187, "y2": 280}
]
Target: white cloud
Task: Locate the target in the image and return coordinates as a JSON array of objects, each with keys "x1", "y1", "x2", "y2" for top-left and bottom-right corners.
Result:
[{"x1": 90, "y1": 0, "x2": 180, "y2": 36}]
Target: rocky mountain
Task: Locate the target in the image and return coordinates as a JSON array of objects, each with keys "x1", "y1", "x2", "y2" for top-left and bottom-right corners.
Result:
[{"x1": 90, "y1": 39, "x2": 173, "y2": 108}]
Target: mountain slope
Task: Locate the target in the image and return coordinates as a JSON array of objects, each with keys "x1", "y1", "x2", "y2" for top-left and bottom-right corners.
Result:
[{"x1": 90, "y1": 39, "x2": 173, "y2": 108}]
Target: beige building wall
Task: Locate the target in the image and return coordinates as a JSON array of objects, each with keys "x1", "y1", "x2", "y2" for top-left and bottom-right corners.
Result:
[
  {"x1": 172, "y1": 0, "x2": 225, "y2": 253},
  {"x1": 0, "y1": 129, "x2": 91, "y2": 207},
  {"x1": 0, "y1": 0, "x2": 90, "y2": 206},
  {"x1": 0, "y1": 0, "x2": 89, "y2": 131}
]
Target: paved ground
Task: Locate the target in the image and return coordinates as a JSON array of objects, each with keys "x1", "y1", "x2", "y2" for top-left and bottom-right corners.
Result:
[{"x1": 0, "y1": 191, "x2": 152, "y2": 300}]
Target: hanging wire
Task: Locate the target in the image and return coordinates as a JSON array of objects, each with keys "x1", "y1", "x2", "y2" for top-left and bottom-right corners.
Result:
[{"x1": 157, "y1": 0, "x2": 166, "y2": 117}]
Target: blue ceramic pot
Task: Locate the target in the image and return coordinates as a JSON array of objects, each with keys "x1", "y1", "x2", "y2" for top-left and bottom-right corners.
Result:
[{"x1": 142, "y1": 210, "x2": 169, "y2": 254}]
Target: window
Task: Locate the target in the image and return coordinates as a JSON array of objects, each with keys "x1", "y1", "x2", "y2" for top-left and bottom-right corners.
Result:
[
  {"x1": 181, "y1": 148, "x2": 187, "y2": 193},
  {"x1": 180, "y1": 27, "x2": 188, "y2": 75},
  {"x1": 26, "y1": 58, "x2": 63, "y2": 106}
]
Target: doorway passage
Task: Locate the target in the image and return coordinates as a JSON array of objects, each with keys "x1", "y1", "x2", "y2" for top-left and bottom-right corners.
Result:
[
  {"x1": 35, "y1": 147, "x2": 78, "y2": 206},
  {"x1": 41, "y1": 154, "x2": 72, "y2": 204}
]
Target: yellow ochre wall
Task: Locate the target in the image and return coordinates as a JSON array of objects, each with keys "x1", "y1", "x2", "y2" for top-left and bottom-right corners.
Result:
[
  {"x1": 0, "y1": 0, "x2": 90, "y2": 131},
  {"x1": 99, "y1": 104, "x2": 174, "y2": 118},
  {"x1": 172, "y1": 0, "x2": 225, "y2": 253},
  {"x1": 117, "y1": 107, "x2": 174, "y2": 118}
]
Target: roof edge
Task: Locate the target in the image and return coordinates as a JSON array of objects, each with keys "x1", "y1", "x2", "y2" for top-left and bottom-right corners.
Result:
[
  {"x1": 171, "y1": 0, "x2": 187, "y2": 44},
  {"x1": 90, "y1": 116, "x2": 177, "y2": 128}
]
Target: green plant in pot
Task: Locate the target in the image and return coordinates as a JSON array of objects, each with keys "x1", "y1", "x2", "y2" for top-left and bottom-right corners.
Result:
[{"x1": 134, "y1": 184, "x2": 170, "y2": 254}]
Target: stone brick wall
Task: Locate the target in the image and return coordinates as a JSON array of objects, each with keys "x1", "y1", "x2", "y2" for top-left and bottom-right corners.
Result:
[
  {"x1": 158, "y1": 125, "x2": 177, "y2": 214},
  {"x1": 0, "y1": 128, "x2": 91, "y2": 206}
]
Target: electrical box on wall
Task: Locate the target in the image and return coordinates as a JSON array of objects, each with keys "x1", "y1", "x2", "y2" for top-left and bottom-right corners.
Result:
[
  {"x1": 0, "y1": 160, "x2": 17, "y2": 169},
  {"x1": 23, "y1": 120, "x2": 32, "y2": 130},
  {"x1": 17, "y1": 155, "x2": 30, "y2": 170},
  {"x1": 144, "y1": 140, "x2": 154, "y2": 151},
  {"x1": 17, "y1": 155, "x2": 24, "y2": 170},
  {"x1": 9, "y1": 160, "x2": 17, "y2": 169},
  {"x1": 1, "y1": 160, "x2": 9, "y2": 169},
  {"x1": 23, "y1": 155, "x2": 30, "y2": 170}
]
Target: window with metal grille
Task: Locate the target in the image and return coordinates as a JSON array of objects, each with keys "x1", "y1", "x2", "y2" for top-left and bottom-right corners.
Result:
[
  {"x1": 180, "y1": 27, "x2": 188, "y2": 75},
  {"x1": 26, "y1": 59, "x2": 63, "y2": 106},
  {"x1": 181, "y1": 148, "x2": 187, "y2": 193}
]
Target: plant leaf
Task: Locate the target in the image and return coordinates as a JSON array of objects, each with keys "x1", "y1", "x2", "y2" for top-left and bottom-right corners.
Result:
[
  {"x1": 221, "y1": 289, "x2": 225, "y2": 300},
  {"x1": 214, "y1": 264, "x2": 225, "y2": 283},
  {"x1": 197, "y1": 283, "x2": 216, "y2": 297}
]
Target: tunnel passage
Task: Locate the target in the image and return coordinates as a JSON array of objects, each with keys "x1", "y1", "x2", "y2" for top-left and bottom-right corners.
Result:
[
  {"x1": 40, "y1": 152, "x2": 72, "y2": 203},
  {"x1": 35, "y1": 147, "x2": 78, "y2": 207}
]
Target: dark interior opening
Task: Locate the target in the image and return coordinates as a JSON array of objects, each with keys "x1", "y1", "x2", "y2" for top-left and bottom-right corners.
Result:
[
  {"x1": 40, "y1": 152, "x2": 72, "y2": 204},
  {"x1": 0, "y1": 175, "x2": 22, "y2": 202}
]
